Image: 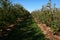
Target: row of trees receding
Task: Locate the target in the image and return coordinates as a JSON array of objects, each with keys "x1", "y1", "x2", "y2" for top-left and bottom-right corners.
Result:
[{"x1": 0, "y1": 0, "x2": 46, "y2": 40}]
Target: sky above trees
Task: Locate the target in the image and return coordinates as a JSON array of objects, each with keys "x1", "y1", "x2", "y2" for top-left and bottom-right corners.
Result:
[{"x1": 11, "y1": 0, "x2": 60, "y2": 12}]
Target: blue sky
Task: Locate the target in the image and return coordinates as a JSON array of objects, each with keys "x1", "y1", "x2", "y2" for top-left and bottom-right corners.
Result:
[{"x1": 11, "y1": 0, "x2": 60, "y2": 12}]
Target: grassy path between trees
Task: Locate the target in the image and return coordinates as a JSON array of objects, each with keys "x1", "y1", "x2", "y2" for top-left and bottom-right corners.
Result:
[{"x1": 6, "y1": 17, "x2": 60, "y2": 40}]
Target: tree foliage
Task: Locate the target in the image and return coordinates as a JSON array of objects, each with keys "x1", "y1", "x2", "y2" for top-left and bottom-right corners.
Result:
[{"x1": 0, "y1": 0, "x2": 46, "y2": 40}]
